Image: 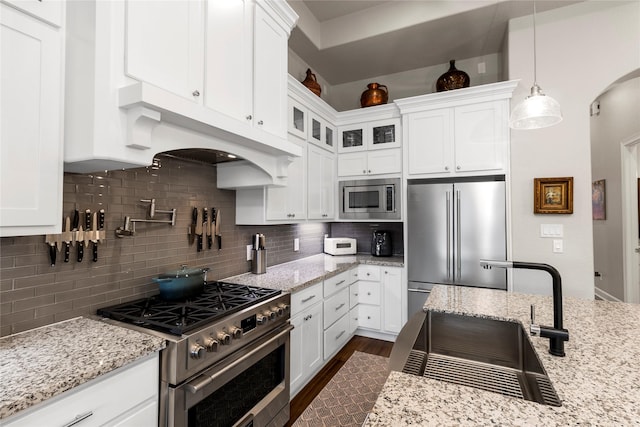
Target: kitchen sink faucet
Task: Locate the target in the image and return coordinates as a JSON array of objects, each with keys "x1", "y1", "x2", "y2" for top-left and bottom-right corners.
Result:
[{"x1": 479, "y1": 260, "x2": 570, "y2": 357}]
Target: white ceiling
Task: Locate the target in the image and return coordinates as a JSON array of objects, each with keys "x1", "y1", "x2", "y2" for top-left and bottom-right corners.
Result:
[{"x1": 288, "y1": 0, "x2": 583, "y2": 85}]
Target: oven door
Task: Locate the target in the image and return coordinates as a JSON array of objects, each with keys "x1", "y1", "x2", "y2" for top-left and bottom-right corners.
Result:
[{"x1": 167, "y1": 324, "x2": 293, "y2": 427}]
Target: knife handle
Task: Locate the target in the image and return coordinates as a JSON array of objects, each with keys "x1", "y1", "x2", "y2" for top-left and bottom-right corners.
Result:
[
  {"x1": 78, "y1": 244, "x2": 84, "y2": 262},
  {"x1": 197, "y1": 234, "x2": 203, "y2": 252},
  {"x1": 85, "y1": 209, "x2": 91, "y2": 230},
  {"x1": 73, "y1": 210, "x2": 79, "y2": 229},
  {"x1": 49, "y1": 245, "x2": 56, "y2": 266},
  {"x1": 217, "y1": 235, "x2": 222, "y2": 250},
  {"x1": 98, "y1": 209, "x2": 105, "y2": 229},
  {"x1": 64, "y1": 243, "x2": 70, "y2": 263},
  {"x1": 207, "y1": 235, "x2": 213, "y2": 250},
  {"x1": 92, "y1": 242, "x2": 98, "y2": 262}
]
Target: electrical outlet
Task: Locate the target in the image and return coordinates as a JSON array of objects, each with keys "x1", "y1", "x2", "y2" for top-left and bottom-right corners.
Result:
[
  {"x1": 246, "y1": 245, "x2": 252, "y2": 261},
  {"x1": 294, "y1": 238, "x2": 299, "y2": 251}
]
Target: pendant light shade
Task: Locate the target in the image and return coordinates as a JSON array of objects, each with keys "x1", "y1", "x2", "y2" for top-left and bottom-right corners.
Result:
[
  {"x1": 509, "y1": 2, "x2": 562, "y2": 130},
  {"x1": 509, "y1": 84, "x2": 562, "y2": 129}
]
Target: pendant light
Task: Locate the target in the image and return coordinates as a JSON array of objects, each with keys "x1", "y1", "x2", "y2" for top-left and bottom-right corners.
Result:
[{"x1": 509, "y1": 2, "x2": 562, "y2": 130}]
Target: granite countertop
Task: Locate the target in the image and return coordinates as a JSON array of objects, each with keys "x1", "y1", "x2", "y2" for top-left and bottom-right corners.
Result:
[
  {"x1": 0, "y1": 317, "x2": 166, "y2": 420},
  {"x1": 364, "y1": 285, "x2": 640, "y2": 425},
  {"x1": 224, "y1": 253, "x2": 404, "y2": 293}
]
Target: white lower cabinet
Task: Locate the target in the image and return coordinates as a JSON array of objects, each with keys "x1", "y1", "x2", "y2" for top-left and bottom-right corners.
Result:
[
  {"x1": 3, "y1": 353, "x2": 159, "y2": 427},
  {"x1": 290, "y1": 298, "x2": 323, "y2": 397},
  {"x1": 349, "y1": 265, "x2": 406, "y2": 336},
  {"x1": 323, "y1": 314, "x2": 350, "y2": 359}
]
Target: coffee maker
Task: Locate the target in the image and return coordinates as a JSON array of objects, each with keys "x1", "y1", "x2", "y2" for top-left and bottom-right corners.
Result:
[{"x1": 371, "y1": 230, "x2": 392, "y2": 257}]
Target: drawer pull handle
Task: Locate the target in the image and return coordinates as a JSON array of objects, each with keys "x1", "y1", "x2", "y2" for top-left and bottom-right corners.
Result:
[
  {"x1": 62, "y1": 411, "x2": 93, "y2": 427},
  {"x1": 335, "y1": 303, "x2": 345, "y2": 311},
  {"x1": 335, "y1": 280, "x2": 345, "y2": 286},
  {"x1": 304, "y1": 314, "x2": 313, "y2": 321},
  {"x1": 301, "y1": 295, "x2": 316, "y2": 303},
  {"x1": 336, "y1": 330, "x2": 345, "y2": 340}
]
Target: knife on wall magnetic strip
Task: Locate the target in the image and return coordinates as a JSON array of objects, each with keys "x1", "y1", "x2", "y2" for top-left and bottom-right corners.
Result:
[
  {"x1": 91, "y1": 212, "x2": 98, "y2": 262},
  {"x1": 195, "y1": 208, "x2": 203, "y2": 252},
  {"x1": 215, "y1": 209, "x2": 221, "y2": 250}
]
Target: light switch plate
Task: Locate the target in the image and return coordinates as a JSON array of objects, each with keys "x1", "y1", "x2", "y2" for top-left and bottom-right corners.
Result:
[
  {"x1": 294, "y1": 238, "x2": 299, "y2": 251},
  {"x1": 553, "y1": 239, "x2": 563, "y2": 253},
  {"x1": 541, "y1": 224, "x2": 563, "y2": 238},
  {"x1": 246, "y1": 245, "x2": 252, "y2": 261}
]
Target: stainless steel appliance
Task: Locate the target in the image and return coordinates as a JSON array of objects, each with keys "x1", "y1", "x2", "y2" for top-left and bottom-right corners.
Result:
[
  {"x1": 339, "y1": 178, "x2": 400, "y2": 220},
  {"x1": 371, "y1": 230, "x2": 392, "y2": 257},
  {"x1": 98, "y1": 282, "x2": 292, "y2": 427},
  {"x1": 407, "y1": 176, "x2": 507, "y2": 316}
]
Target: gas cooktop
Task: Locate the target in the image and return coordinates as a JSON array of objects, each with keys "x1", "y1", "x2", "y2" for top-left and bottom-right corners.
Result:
[{"x1": 97, "y1": 281, "x2": 281, "y2": 336}]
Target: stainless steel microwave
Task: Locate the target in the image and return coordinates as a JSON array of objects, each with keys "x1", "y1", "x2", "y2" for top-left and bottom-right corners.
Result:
[{"x1": 339, "y1": 178, "x2": 401, "y2": 220}]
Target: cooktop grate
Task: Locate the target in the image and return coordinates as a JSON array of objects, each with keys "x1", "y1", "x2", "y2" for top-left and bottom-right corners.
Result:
[{"x1": 97, "y1": 282, "x2": 281, "y2": 336}]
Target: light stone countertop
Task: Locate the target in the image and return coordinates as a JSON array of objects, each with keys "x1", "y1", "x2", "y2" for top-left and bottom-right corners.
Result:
[
  {"x1": 223, "y1": 253, "x2": 404, "y2": 293},
  {"x1": 0, "y1": 317, "x2": 166, "y2": 420},
  {"x1": 364, "y1": 285, "x2": 640, "y2": 426}
]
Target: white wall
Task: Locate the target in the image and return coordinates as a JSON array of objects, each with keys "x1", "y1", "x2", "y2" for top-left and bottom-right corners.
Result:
[
  {"x1": 326, "y1": 54, "x2": 502, "y2": 112},
  {"x1": 591, "y1": 77, "x2": 640, "y2": 301},
  {"x1": 507, "y1": 1, "x2": 640, "y2": 299}
]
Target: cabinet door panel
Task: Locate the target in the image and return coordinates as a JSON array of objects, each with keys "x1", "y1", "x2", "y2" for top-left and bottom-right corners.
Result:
[
  {"x1": 454, "y1": 101, "x2": 506, "y2": 172},
  {"x1": 266, "y1": 141, "x2": 305, "y2": 220},
  {"x1": 382, "y1": 267, "x2": 404, "y2": 333},
  {"x1": 406, "y1": 109, "x2": 452, "y2": 175},
  {"x1": 367, "y1": 149, "x2": 401, "y2": 175},
  {"x1": 125, "y1": 0, "x2": 204, "y2": 101},
  {"x1": 337, "y1": 153, "x2": 367, "y2": 177},
  {"x1": 205, "y1": 0, "x2": 252, "y2": 122},
  {"x1": 369, "y1": 118, "x2": 401, "y2": 150},
  {"x1": 253, "y1": 4, "x2": 287, "y2": 137},
  {"x1": 1, "y1": 5, "x2": 62, "y2": 234}
]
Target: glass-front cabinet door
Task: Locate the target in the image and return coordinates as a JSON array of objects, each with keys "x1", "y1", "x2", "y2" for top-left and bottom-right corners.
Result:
[
  {"x1": 338, "y1": 124, "x2": 365, "y2": 153},
  {"x1": 308, "y1": 112, "x2": 335, "y2": 152},
  {"x1": 369, "y1": 118, "x2": 401, "y2": 150},
  {"x1": 288, "y1": 97, "x2": 307, "y2": 140}
]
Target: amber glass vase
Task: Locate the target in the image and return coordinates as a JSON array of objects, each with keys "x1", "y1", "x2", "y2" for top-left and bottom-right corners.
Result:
[{"x1": 436, "y1": 60, "x2": 470, "y2": 92}]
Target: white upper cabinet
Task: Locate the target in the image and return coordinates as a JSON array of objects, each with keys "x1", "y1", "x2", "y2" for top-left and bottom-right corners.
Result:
[
  {"x1": 1, "y1": 3, "x2": 64, "y2": 236},
  {"x1": 205, "y1": 0, "x2": 252, "y2": 122},
  {"x1": 125, "y1": 0, "x2": 204, "y2": 103},
  {"x1": 307, "y1": 144, "x2": 335, "y2": 220},
  {"x1": 2, "y1": 0, "x2": 63, "y2": 27},
  {"x1": 253, "y1": 2, "x2": 288, "y2": 138},
  {"x1": 395, "y1": 81, "x2": 517, "y2": 179},
  {"x1": 288, "y1": 97, "x2": 307, "y2": 140}
]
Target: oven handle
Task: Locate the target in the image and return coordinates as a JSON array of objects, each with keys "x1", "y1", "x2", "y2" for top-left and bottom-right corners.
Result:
[{"x1": 185, "y1": 324, "x2": 293, "y2": 394}]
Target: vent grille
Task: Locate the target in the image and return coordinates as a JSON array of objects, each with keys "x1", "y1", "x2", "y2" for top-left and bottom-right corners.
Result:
[{"x1": 402, "y1": 350, "x2": 427, "y2": 376}]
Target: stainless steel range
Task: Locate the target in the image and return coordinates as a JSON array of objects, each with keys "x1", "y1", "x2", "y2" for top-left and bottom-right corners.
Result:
[{"x1": 98, "y1": 282, "x2": 292, "y2": 427}]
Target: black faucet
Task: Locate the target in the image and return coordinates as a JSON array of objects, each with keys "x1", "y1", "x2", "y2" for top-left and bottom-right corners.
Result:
[{"x1": 479, "y1": 260, "x2": 569, "y2": 357}]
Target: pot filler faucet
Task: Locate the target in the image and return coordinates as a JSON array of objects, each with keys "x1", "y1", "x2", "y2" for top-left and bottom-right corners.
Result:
[{"x1": 479, "y1": 260, "x2": 570, "y2": 357}]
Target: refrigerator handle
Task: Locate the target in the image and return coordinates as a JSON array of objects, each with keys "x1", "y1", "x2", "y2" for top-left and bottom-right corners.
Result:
[
  {"x1": 456, "y1": 190, "x2": 462, "y2": 279},
  {"x1": 446, "y1": 190, "x2": 451, "y2": 280}
]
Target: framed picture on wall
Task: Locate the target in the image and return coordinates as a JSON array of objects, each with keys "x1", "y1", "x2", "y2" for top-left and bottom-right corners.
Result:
[
  {"x1": 533, "y1": 177, "x2": 574, "y2": 214},
  {"x1": 592, "y1": 179, "x2": 606, "y2": 220}
]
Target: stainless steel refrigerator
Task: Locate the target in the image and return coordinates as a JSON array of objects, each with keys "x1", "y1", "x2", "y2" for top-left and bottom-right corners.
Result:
[{"x1": 407, "y1": 177, "x2": 507, "y2": 316}]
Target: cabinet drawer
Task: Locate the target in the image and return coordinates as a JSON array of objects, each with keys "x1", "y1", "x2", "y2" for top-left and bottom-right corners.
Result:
[
  {"x1": 323, "y1": 287, "x2": 349, "y2": 329},
  {"x1": 358, "y1": 265, "x2": 380, "y2": 281},
  {"x1": 358, "y1": 304, "x2": 381, "y2": 330},
  {"x1": 324, "y1": 314, "x2": 350, "y2": 359},
  {"x1": 291, "y1": 282, "x2": 323, "y2": 316},
  {"x1": 323, "y1": 270, "x2": 352, "y2": 297},
  {"x1": 357, "y1": 282, "x2": 380, "y2": 305},
  {"x1": 4, "y1": 353, "x2": 159, "y2": 427}
]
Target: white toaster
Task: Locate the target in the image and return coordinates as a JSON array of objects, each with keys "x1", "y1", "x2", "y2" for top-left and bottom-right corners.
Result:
[{"x1": 324, "y1": 237, "x2": 357, "y2": 256}]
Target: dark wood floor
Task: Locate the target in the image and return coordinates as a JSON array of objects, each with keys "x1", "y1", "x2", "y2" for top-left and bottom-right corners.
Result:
[{"x1": 286, "y1": 336, "x2": 394, "y2": 426}]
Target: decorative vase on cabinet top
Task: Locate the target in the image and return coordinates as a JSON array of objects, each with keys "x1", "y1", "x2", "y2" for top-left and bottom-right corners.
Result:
[
  {"x1": 301, "y1": 68, "x2": 321, "y2": 97},
  {"x1": 436, "y1": 60, "x2": 470, "y2": 92},
  {"x1": 360, "y1": 83, "x2": 388, "y2": 108}
]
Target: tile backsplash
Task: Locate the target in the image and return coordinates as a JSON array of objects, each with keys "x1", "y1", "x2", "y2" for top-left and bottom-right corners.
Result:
[{"x1": 0, "y1": 156, "x2": 329, "y2": 337}]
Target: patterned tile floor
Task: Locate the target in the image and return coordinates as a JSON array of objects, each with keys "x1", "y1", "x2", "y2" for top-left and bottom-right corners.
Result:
[{"x1": 293, "y1": 352, "x2": 390, "y2": 427}]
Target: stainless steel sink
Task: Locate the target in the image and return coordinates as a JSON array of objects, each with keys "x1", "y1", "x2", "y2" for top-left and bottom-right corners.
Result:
[{"x1": 389, "y1": 311, "x2": 561, "y2": 406}]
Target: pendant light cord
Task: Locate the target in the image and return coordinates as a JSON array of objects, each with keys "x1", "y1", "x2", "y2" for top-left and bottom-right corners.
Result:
[{"x1": 533, "y1": 1, "x2": 537, "y2": 86}]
